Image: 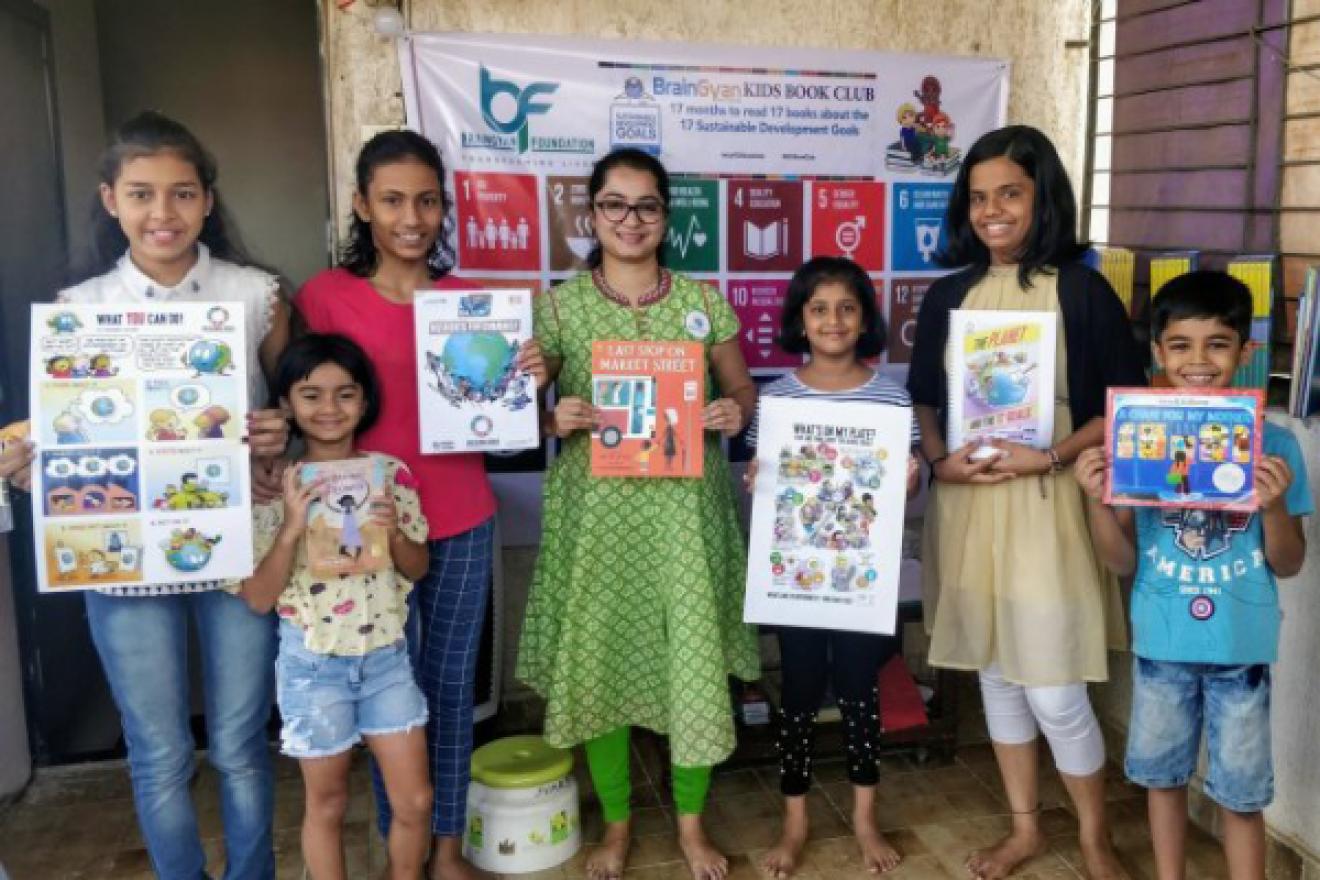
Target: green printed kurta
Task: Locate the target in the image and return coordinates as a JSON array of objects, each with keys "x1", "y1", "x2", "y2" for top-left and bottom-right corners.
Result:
[{"x1": 516, "y1": 271, "x2": 760, "y2": 767}]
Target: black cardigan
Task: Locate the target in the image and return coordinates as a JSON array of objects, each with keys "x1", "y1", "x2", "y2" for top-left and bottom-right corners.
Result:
[{"x1": 905, "y1": 262, "x2": 1147, "y2": 440}]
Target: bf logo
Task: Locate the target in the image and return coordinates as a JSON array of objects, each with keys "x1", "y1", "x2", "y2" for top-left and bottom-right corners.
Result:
[{"x1": 480, "y1": 65, "x2": 558, "y2": 139}]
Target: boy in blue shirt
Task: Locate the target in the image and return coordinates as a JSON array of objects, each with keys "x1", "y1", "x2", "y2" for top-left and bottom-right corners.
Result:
[{"x1": 1074, "y1": 270, "x2": 1311, "y2": 880}]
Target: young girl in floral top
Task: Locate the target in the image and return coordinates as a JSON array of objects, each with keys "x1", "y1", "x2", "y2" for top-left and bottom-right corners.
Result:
[{"x1": 241, "y1": 334, "x2": 433, "y2": 880}]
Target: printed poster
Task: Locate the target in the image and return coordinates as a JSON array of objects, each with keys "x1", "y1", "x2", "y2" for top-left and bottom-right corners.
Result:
[
  {"x1": 1105, "y1": 388, "x2": 1263, "y2": 511},
  {"x1": 744, "y1": 397, "x2": 912, "y2": 634},
  {"x1": 590, "y1": 340, "x2": 704, "y2": 478},
  {"x1": 30, "y1": 303, "x2": 253, "y2": 591},
  {"x1": 300, "y1": 457, "x2": 391, "y2": 578},
  {"x1": 415, "y1": 289, "x2": 538, "y2": 453},
  {"x1": 946, "y1": 310, "x2": 1056, "y2": 453}
]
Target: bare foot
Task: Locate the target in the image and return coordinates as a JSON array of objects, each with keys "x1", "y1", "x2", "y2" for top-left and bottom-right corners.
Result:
[
  {"x1": 965, "y1": 828, "x2": 1047, "y2": 880},
  {"x1": 677, "y1": 814, "x2": 729, "y2": 880},
  {"x1": 760, "y1": 799, "x2": 809, "y2": 879},
  {"x1": 585, "y1": 819, "x2": 631, "y2": 880},
  {"x1": 427, "y1": 853, "x2": 495, "y2": 880},
  {"x1": 428, "y1": 836, "x2": 496, "y2": 880},
  {"x1": 854, "y1": 809, "x2": 902, "y2": 874},
  {"x1": 1079, "y1": 835, "x2": 1125, "y2": 880}
]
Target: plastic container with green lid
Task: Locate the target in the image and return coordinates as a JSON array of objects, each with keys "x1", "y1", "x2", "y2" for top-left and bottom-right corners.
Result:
[
  {"x1": 471, "y1": 735, "x2": 573, "y2": 789},
  {"x1": 464, "y1": 736, "x2": 580, "y2": 874}
]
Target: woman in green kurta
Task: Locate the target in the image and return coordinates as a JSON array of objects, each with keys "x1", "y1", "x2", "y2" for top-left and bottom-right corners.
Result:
[{"x1": 517, "y1": 149, "x2": 759, "y2": 880}]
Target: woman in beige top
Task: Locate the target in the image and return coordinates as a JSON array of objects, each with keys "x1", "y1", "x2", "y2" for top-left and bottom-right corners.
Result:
[{"x1": 906, "y1": 126, "x2": 1145, "y2": 880}]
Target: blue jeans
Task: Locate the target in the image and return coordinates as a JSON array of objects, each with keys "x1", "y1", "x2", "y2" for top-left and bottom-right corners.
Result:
[
  {"x1": 86, "y1": 589, "x2": 277, "y2": 880},
  {"x1": 1125, "y1": 656, "x2": 1273, "y2": 812},
  {"x1": 373, "y1": 517, "x2": 493, "y2": 838}
]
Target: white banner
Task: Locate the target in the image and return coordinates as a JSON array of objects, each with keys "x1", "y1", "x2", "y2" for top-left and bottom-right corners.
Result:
[
  {"x1": 744, "y1": 397, "x2": 912, "y2": 634},
  {"x1": 399, "y1": 31, "x2": 1008, "y2": 542}
]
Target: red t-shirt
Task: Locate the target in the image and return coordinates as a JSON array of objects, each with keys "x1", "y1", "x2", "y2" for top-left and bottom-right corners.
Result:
[{"x1": 296, "y1": 268, "x2": 495, "y2": 539}]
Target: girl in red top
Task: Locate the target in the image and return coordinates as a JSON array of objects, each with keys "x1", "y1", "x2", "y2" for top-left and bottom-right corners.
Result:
[{"x1": 298, "y1": 130, "x2": 544, "y2": 880}]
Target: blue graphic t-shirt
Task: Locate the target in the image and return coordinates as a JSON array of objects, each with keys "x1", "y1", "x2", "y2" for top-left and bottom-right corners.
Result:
[{"x1": 1131, "y1": 422, "x2": 1313, "y2": 664}]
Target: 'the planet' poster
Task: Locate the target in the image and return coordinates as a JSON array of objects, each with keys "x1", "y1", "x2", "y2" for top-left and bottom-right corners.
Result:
[
  {"x1": 29, "y1": 302, "x2": 254, "y2": 591},
  {"x1": 414, "y1": 289, "x2": 538, "y2": 454}
]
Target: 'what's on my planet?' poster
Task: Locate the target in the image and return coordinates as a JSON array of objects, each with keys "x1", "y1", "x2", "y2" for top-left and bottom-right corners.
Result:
[{"x1": 29, "y1": 302, "x2": 254, "y2": 591}]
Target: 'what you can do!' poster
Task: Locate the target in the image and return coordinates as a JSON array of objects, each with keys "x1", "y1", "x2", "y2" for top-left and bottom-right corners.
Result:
[{"x1": 29, "y1": 303, "x2": 254, "y2": 592}]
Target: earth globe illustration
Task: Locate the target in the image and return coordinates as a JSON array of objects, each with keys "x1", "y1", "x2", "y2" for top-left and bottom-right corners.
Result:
[
  {"x1": 164, "y1": 532, "x2": 218, "y2": 572},
  {"x1": 440, "y1": 333, "x2": 514, "y2": 397},
  {"x1": 983, "y1": 368, "x2": 1029, "y2": 407}
]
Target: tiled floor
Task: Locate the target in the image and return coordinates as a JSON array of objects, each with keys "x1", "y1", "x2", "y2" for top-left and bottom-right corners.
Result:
[{"x1": 0, "y1": 736, "x2": 1230, "y2": 880}]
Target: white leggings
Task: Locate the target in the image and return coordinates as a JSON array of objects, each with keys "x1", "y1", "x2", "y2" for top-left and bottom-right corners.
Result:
[{"x1": 978, "y1": 664, "x2": 1106, "y2": 777}]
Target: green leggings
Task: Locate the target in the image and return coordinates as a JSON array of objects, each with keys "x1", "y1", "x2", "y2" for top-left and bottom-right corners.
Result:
[{"x1": 583, "y1": 727, "x2": 712, "y2": 822}]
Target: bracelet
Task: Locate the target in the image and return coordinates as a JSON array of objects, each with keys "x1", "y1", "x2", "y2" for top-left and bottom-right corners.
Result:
[{"x1": 1046, "y1": 447, "x2": 1064, "y2": 474}]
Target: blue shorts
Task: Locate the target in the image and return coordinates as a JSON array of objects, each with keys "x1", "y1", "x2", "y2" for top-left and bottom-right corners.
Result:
[
  {"x1": 1125, "y1": 656, "x2": 1273, "y2": 812},
  {"x1": 275, "y1": 623, "x2": 428, "y2": 759}
]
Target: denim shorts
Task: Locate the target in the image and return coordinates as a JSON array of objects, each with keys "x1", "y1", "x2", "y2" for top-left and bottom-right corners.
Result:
[
  {"x1": 1125, "y1": 656, "x2": 1273, "y2": 812},
  {"x1": 275, "y1": 623, "x2": 428, "y2": 759}
]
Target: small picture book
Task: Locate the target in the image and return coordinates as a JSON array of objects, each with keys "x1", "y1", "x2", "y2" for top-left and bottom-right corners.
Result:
[
  {"x1": 1105, "y1": 388, "x2": 1263, "y2": 511},
  {"x1": 590, "y1": 340, "x2": 704, "y2": 478},
  {"x1": 945, "y1": 310, "x2": 1056, "y2": 455},
  {"x1": 300, "y1": 457, "x2": 391, "y2": 577}
]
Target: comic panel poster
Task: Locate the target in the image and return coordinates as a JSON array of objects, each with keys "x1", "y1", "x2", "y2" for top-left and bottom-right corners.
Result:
[
  {"x1": 945, "y1": 309, "x2": 1056, "y2": 455},
  {"x1": 590, "y1": 340, "x2": 704, "y2": 478},
  {"x1": 415, "y1": 289, "x2": 538, "y2": 453},
  {"x1": 30, "y1": 303, "x2": 253, "y2": 591},
  {"x1": 744, "y1": 397, "x2": 911, "y2": 634},
  {"x1": 1106, "y1": 388, "x2": 1263, "y2": 512}
]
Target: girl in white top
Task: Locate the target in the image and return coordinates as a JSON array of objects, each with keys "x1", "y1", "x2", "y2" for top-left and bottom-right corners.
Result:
[{"x1": 45, "y1": 111, "x2": 291, "y2": 879}]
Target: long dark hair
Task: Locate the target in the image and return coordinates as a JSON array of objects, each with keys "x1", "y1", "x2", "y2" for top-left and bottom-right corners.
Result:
[
  {"x1": 71, "y1": 111, "x2": 254, "y2": 284},
  {"x1": 586, "y1": 148, "x2": 670, "y2": 269},
  {"x1": 340, "y1": 130, "x2": 456, "y2": 279},
  {"x1": 938, "y1": 124, "x2": 1087, "y2": 290}
]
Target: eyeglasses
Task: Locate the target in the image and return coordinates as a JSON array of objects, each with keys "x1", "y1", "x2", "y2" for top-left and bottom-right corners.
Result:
[{"x1": 593, "y1": 198, "x2": 666, "y2": 225}]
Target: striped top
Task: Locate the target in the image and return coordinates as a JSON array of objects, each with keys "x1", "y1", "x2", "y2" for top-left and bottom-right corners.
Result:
[{"x1": 745, "y1": 370, "x2": 920, "y2": 451}]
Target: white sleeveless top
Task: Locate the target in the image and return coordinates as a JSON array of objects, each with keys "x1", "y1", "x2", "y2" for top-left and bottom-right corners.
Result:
[{"x1": 56, "y1": 243, "x2": 281, "y2": 597}]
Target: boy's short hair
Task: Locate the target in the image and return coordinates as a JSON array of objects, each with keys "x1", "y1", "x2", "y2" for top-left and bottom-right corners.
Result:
[{"x1": 1150, "y1": 270, "x2": 1253, "y2": 344}]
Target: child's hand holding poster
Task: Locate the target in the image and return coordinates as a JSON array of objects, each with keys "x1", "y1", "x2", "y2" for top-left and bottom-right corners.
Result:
[
  {"x1": 744, "y1": 397, "x2": 911, "y2": 635},
  {"x1": 590, "y1": 340, "x2": 704, "y2": 478},
  {"x1": 1105, "y1": 387, "x2": 1263, "y2": 511},
  {"x1": 946, "y1": 309, "x2": 1055, "y2": 457}
]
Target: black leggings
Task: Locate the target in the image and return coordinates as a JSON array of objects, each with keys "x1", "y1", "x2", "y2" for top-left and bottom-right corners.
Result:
[{"x1": 775, "y1": 627, "x2": 899, "y2": 796}]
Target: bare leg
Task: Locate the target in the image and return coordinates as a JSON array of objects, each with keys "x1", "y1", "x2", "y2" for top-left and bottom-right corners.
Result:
[
  {"x1": 299, "y1": 752, "x2": 354, "y2": 880},
  {"x1": 428, "y1": 834, "x2": 494, "y2": 880},
  {"x1": 677, "y1": 812, "x2": 729, "y2": 880},
  {"x1": 761, "y1": 794, "x2": 809, "y2": 878},
  {"x1": 1147, "y1": 787, "x2": 1188, "y2": 880},
  {"x1": 1059, "y1": 767, "x2": 1122, "y2": 879},
  {"x1": 853, "y1": 784, "x2": 902, "y2": 874},
  {"x1": 367, "y1": 728, "x2": 433, "y2": 880},
  {"x1": 1221, "y1": 806, "x2": 1265, "y2": 880},
  {"x1": 965, "y1": 740, "x2": 1047, "y2": 880},
  {"x1": 585, "y1": 819, "x2": 631, "y2": 880}
]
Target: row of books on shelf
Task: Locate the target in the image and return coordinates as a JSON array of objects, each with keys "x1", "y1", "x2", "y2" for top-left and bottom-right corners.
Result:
[
  {"x1": 1289, "y1": 267, "x2": 1320, "y2": 418},
  {"x1": 1088, "y1": 248, "x2": 1318, "y2": 414}
]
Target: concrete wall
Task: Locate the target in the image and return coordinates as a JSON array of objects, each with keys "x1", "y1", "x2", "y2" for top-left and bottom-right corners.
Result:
[{"x1": 319, "y1": 0, "x2": 1093, "y2": 237}]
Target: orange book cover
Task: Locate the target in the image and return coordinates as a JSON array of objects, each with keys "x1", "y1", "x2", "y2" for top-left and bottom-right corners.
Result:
[{"x1": 590, "y1": 340, "x2": 704, "y2": 478}]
